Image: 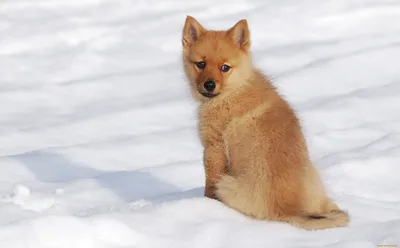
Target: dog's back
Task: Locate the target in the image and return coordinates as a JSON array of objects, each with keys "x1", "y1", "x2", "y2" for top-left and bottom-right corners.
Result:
[{"x1": 214, "y1": 74, "x2": 349, "y2": 230}]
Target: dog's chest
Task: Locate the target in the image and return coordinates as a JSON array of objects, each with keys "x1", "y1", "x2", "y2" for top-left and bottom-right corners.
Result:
[{"x1": 198, "y1": 105, "x2": 231, "y2": 144}]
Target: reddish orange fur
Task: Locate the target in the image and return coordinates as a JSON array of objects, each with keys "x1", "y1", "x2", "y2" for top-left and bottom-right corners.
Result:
[{"x1": 181, "y1": 16, "x2": 349, "y2": 230}]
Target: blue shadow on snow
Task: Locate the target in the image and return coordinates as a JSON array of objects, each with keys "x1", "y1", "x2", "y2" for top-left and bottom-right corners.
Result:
[{"x1": 11, "y1": 150, "x2": 183, "y2": 202}]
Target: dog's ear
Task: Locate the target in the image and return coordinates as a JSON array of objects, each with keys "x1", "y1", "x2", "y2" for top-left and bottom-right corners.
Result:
[
  {"x1": 227, "y1": 19, "x2": 251, "y2": 51},
  {"x1": 182, "y1": 16, "x2": 206, "y2": 47}
]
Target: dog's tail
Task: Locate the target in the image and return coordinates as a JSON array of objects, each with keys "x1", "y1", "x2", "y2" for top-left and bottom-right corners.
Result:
[
  {"x1": 281, "y1": 210, "x2": 349, "y2": 230},
  {"x1": 215, "y1": 174, "x2": 349, "y2": 230}
]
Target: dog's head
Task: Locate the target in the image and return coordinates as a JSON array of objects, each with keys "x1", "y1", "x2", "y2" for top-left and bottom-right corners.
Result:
[{"x1": 181, "y1": 16, "x2": 253, "y2": 101}]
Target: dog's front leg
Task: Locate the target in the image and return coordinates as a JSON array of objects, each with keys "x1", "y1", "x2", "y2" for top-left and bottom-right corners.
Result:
[{"x1": 203, "y1": 143, "x2": 226, "y2": 200}]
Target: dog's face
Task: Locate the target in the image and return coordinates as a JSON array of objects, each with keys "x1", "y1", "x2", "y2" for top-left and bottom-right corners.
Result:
[{"x1": 182, "y1": 16, "x2": 253, "y2": 101}]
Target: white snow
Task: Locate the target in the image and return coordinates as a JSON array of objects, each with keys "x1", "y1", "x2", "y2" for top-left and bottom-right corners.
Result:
[{"x1": 1, "y1": 0, "x2": 400, "y2": 247}]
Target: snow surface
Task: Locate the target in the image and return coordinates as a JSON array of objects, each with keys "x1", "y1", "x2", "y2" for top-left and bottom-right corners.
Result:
[{"x1": 1, "y1": 0, "x2": 400, "y2": 247}]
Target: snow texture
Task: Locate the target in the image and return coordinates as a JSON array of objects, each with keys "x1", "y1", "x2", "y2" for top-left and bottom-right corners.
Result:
[{"x1": 1, "y1": 0, "x2": 400, "y2": 247}]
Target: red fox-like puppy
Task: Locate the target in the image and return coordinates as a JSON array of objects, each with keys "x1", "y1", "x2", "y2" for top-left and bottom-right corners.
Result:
[{"x1": 181, "y1": 16, "x2": 349, "y2": 230}]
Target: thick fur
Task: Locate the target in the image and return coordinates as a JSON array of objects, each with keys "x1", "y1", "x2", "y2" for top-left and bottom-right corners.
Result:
[{"x1": 181, "y1": 16, "x2": 349, "y2": 230}]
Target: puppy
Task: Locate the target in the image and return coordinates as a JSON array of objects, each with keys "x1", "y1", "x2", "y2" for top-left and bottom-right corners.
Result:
[{"x1": 181, "y1": 16, "x2": 349, "y2": 230}]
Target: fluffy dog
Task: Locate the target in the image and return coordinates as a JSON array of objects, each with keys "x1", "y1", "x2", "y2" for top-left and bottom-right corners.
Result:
[{"x1": 181, "y1": 16, "x2": 349, "y2": 230}]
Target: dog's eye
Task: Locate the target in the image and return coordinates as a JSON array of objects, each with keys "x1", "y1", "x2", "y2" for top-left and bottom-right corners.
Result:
[
  {"x1": 195, "y1": 61, "x2": 206, "y2": 69},
  {"x1": 221, "y1": 64, "x2": 231, "y2": 72}
]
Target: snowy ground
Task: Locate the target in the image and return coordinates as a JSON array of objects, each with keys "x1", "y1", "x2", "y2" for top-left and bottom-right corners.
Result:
[{"x1": 1, "y1": 0, "x2": 400, "y2": 247}]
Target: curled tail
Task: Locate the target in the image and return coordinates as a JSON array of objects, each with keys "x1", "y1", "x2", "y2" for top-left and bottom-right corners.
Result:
[
  {"x1": 215, "y1": 174, "x2": 349, "y2": 230},
  {"x1": 283, "y1": 210, "x2": 349, "y2": 230}
]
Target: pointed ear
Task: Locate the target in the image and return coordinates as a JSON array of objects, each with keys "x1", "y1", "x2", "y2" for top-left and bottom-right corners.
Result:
[
  {"x1": 227, "y1": 19, "x2": 251, "y2": 50},
  {"x1": 182, "y1": 16, "x2": 206, "y2": 47}
]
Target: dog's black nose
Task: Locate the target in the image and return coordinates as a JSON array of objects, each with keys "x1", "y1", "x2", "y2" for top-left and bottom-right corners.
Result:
[{"x1": 203, "y1": 80, "x2": 216, "y2": 92}]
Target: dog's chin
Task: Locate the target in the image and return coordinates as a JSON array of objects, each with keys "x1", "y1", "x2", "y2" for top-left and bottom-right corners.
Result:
[{"x1": 199, "y1": 92, "x2": 220, "y2": 98}]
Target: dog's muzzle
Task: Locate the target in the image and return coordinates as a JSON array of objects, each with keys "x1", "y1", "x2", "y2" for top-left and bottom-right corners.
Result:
[
  {"x1": 200, "y1": 92, "x2": 220, "y2": 98},
  {"x1": 198, "y1": 80, "x2": 219, "y2": 98}
]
